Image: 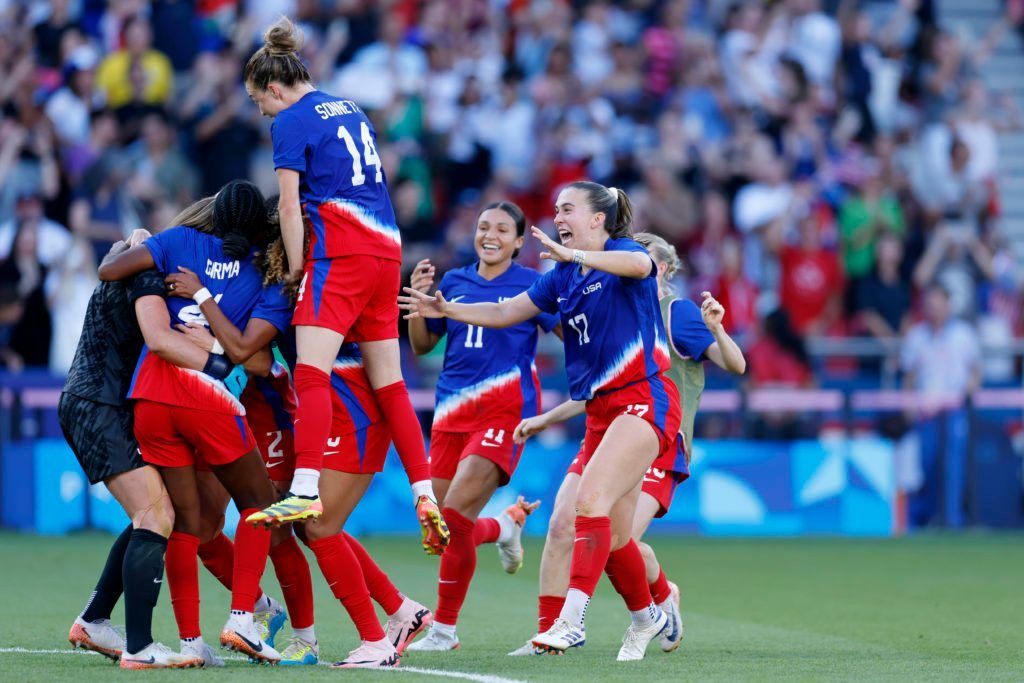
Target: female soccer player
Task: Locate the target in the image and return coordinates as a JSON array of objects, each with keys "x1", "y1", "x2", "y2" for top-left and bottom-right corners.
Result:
[
  {"x1": 242, "y1": 17, "x2": 444, "y2": 547},
  {"x1": 402, "y1": 201, "x2": 553, "y2": 651},
  {"x1": 166, "y1": 225, "x2": 433, "y2": 668},
  {"x1": 98, "y1": 180, "x2": 292, "y2": 664},
  {"x1": 508, "y1": 232, "x2": 746, "y2": 656},
  {"x1": 401, "y1": 181, "x2": 681, "y2": 661},
  {"x1": 62, "y1": 228, "x2": 232, "y2": 669}
]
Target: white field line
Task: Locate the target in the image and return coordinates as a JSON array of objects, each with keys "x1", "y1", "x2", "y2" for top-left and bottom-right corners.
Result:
[{"x1": 0, "y1": 648, "x2": 529, "y2": 683}]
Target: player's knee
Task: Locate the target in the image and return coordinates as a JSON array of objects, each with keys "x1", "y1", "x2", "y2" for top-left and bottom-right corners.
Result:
[
  {"x1": 636, "y1": 540, "x2": 655, "y2": 565},
  {"x1": 546, "y1": 507, "x2": 576, "y2": 550},
  {"x1": 197, "y1": 514, "x2": 226, "y2": 544},
  {"x1": 135, "y1": 492, "x2": 174, "y2": 538},
  {"x1": 574, "y1": 487, "x2": 611, "y2": 518}
]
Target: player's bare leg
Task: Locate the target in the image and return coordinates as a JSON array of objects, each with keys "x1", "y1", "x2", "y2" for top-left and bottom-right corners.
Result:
[{"x1": 632, "y1": 494, "x2": 682, "y2": 652}]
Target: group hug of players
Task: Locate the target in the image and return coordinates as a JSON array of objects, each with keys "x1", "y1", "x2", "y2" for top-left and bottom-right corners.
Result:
[{"x1": 58, "y1": 17, "x2": 745, "y2": 670}]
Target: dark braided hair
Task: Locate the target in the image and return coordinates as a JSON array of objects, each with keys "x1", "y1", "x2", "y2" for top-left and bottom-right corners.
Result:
[
  {"x1": 214, "y1": 180, "x2": 267, "y2": 260},
  {"x1": 480, "y1": 201, "x2": 526, "y2": 258},
  {"x1": 565, "y1": 180, "x2": 634, "y2": 239}
]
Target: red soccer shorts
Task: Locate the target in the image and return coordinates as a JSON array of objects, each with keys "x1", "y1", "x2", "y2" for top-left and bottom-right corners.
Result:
[
  {"x1": 252, "y1": 424, "x2": 295, "y2": 483},
  {"x1": 428, "y1": 423, "x2": 521, "y2": 485},
  {"x1": 567, "y1": 373, "x2": 684, "y2": 476},
  {"x1": 322, "y1": 423, "x2": 391, "y2": 474},
  {"x1": 134, "y1": 400, "x2": 255, "y2": 469},
  {"x1": 292, "y1": 255, "x2": 400, "y2": 342},
  {"x1": 566, "y1": 444, "x2": 685, "y2": 518}
]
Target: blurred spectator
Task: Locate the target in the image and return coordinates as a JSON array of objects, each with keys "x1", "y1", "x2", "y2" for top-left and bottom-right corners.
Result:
[
  {"x1": 126, "y1": 112, "x2": 197, "y2": 209},
  {"x1": 855, "y1": 233, "x2": 911, "y2": 339},
  {"x1": 46, "y1": 236, "x2": 97, "y2": 374},
  {"x1": 713, "y1": 236, "x2": 759, "y2": 340},
  {"x1": 0, "y1": 192, "x2": 72, "y2": 267},
  {"x1": 912, "y1": 222, "x2": 994, "y2": 319},
  {"x1": 95, "y1": 15, "x2": 173, "y2": 108},
  {"x1": 779, "y1": 214, "x2": 844, "y2": 335},
  {"x1": 838, "y1": 165, "x2": 906, "y2": 281},
  {"x1": 45, "y1": 45, "x2": 101, "y2": 148},
  {"x1": 0, "y1": 220, "x2": 52, "y2": 369},
  {"x1": 901, "y1": 283, "x2": 982, "y2": 529}
]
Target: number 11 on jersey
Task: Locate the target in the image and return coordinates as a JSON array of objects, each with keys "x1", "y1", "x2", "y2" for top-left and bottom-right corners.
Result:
[{"x1": 464, "y1": 324, "x2": 484, "y2": 348}]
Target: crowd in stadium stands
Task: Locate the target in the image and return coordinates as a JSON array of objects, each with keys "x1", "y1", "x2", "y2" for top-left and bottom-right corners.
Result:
[{"x1": 0, "y1": 0, "x2": 1020, "y2": 398}]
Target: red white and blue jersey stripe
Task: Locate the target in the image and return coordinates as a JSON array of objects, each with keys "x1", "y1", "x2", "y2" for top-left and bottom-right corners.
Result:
[
  {"x1": 427, "y1": 263, "x2": 558, "y2": 432},
  {"x1": 526, "y1": 237, "x2": 669, "y2": 401},
  {"x1": 128, "y1": 226, "x2": 293, "y2": 415},
  {"x1": 272, "y1": 89, "x2": 401, "y2": 263}
]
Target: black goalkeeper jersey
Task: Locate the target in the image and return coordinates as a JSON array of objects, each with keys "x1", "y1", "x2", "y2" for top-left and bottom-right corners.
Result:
[{"x1": 62, "y1": 270, "x2": 166, "y2": 406}]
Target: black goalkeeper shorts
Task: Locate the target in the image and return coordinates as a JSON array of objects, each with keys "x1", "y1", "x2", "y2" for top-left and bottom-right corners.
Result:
[{"x1": 58, "y1": 392, "x2": 143, "y2": 485}]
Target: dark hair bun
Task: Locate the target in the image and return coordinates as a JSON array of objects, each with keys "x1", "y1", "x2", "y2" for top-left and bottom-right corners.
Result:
[{"x1": 222, "y1": 232, "x2": 252, "y2": 260}]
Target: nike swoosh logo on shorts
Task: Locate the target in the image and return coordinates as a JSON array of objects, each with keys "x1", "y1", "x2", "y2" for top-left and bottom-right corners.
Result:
[
  {"x1": 153, "y1": 578, "x2": 162, "y2": 584},
  {"x1": 267, "y1": 461, "x2": 282, "y2": 468},
  {"x1": 480, "y1": 442, "x2": 500, "y2": 448},
  {"x1": 439, "y1": 579, "x2": 458, "y2": 584},
  {"x1": 324, "y1": 451, "x2": 340, "y2": 456}
]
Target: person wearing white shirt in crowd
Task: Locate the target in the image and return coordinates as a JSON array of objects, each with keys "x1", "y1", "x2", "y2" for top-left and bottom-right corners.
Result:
[{"x1": 900, "y1": 283, "x2": 982, "y2": 529}]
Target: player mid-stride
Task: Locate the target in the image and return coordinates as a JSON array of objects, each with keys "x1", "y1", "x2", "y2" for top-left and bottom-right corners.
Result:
[
  {"x1": 242, "y1": 16, "x2": 448, "y2": 557},
  {"x1": 401, "y1": 181, "x2": 680, "y2": 661},
  {"x1": 404, "y1": 201, "x2": 554, "y2": 651}
]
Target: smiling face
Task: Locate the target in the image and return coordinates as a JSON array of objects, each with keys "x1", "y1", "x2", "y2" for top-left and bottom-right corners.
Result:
[
  {"x1": 475, "y1": 207, "x2": 523, "y2": 266},
  {"x1": 553, "y1": 187, "x2": 605, "y2": 251}
]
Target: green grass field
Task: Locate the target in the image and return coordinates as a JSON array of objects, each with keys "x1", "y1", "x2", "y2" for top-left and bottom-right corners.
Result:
[{"x1": 1, "y1": 532, "x2": 1021, "y2": 682}]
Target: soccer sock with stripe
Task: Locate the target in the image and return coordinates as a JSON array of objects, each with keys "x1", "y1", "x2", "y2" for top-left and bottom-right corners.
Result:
[
  {"x1": 538, "y1": 595, "x2": 566, "y2": 633},
  {"x1": 373, "y1": 381, "x2": 431, "y2": 484},
  {"x1": 308, "y1": 535, "x2": 386, "y2": 642},
  {"x1": 562, "y1": 515, "x2": 612, "y2": 629},
  {"x1": 269, "y1": 536, "x2": 315, "y2": 632},
  {"x1": 291, "y1": 364, "x2": 332, "y2": 496},
  {"x1": 606, "y1": 539, "x2": 659, "y2": 627},
  {"x1": 230, "y1": 509, "x2": 271, "y2": 613},
  {"x1": 342, "y1": 532, "x2": 404, "y2": 615},
  {"x1": 165, "y1": 531, "x2": 202, "y2": 639},
  {"x1": 80, "y1": 523, "x2": 132, "y2": 623},
  {"x1": 435, "y1": 507, "x2": 479, "y2": 627},
  {"x1": 122, "y1": 528, "x2": 167, "y2": 655}
]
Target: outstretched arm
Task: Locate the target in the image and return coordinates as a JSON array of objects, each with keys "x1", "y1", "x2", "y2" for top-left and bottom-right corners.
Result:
[
  {"x1": 531, "y1": 226, "x2": 652, "y2": 279},
  {"x1": 400, "y1": 288, "x2": 542, "y2": 329},
  {"x1": 513, "y1": 399, "x2": 586, "y2": 444},
  {"x1": 98, "y1": 242, "x2": 156, "y2": 282},
  {"x1": 164, "y1": 266, "x2": 279, "y2": 365}
]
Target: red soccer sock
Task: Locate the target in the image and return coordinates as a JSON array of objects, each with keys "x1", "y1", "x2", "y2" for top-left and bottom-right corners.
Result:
[
  {"x1": 473, "y1": 517, "x2": 500, "y2": 545},
  {"x1": 373, "y1": 381, "x2": 431, "y2": 484},
  {"x1": 198, "y1": 532, "x2": 235, "y2": 591},
  {"x1": 309, "y1": 535, "x2": 385, "y2": 642},
  {"x1": 605, "y1": 539, "x2": 655, "y2": 611},
  {"x1": 230, "y1": 509, "x2": 271, "y2": 613},
  {"x1": 649, "y1": 567, "x2": 672, "y2": 605},
  {"x1": 343, "y1": 532, "x2": 404, "y2": 615},
  {"x1": 567, "y1": 515, "x2": 612, "y2": 597},
  {"x1": 292, "y1": 364, "x2": 332, "y2": 474},
  {"x1": 166, "y1": 531, "x2": 201, "y2": 639},
  {"x1": 435, "y1": 508, "x2": 479, "y2": 626},
  {"x1": 537, "y1": 595, "x2": 566, "y2": 633},
  {"x1": 269, "y1": 536, "x2": 315, "y2": 630}
]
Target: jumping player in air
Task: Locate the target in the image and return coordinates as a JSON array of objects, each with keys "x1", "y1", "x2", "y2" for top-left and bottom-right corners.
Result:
[
  {"x1": 242, "y1": 17, "x2": 447, "y2": 556},
  {"x1": 166, "y1": 214, "x2": 434, "y2": 668},
  {"x1": 98, "y1": 181, "x2": 291, "y2": 664},
  {"x1": 62, "y1": 228, "x2": 233, "y2": 669},
  {"x1": 401, "y1": 181, "x2": 681, "y2": 661},
  {"x1": 403, "y1": 202, "x2": 555, "y2": 652},
  {"x1": 508, "y1": 232, "x2": 746, "y2": 656}
]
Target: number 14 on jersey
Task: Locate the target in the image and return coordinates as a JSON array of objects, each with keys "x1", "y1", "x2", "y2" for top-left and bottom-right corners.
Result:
[{"x1": 337, "y1": 121, "x2": 383, "y2": 186}]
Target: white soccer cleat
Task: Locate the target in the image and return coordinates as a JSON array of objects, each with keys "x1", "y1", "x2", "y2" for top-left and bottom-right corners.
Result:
[
  {"x1": 507, "y1": 640, "x2": 546, "y2": 656},
  {"x1": 120, "y1": 642, "x2": 203, "y2": 669},
  {"x1": 278, "y1": 636, "x2": 319, "y2": 666},
  {"x1": 405, "y1": 625, "x2": 459, "y2": 651},
  {"x1": 68, "y1": 617, "x2": 125, "y2": 660},
  {"x1": 180, "y1": 637, "x2": 224, "y2": 667},
  {"x1": 657, "y1": 581, "x2": 683, "y2": 653},
  {"x1": 496, "y1": 496, "x2": 539, "y2": 574},
  {"x1": 330, "y1": 639, "x2": 400, "y2": 668},
  {"x1": 531, "y1": 618, "x2": 586, "y2": 653},
  {"x1": 220, "y1": 616, "x2": 281, "y2": 664},
  {"x1": 384, "y1": 600, "x2": 434, "y2": 654},
  {"x1": 616, "y1": 608, "x2": 669, "y2": 662}
]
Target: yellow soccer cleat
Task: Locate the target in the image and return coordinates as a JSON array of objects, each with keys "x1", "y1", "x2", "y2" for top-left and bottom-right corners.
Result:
[
  {"x1": 246, "y1": 495, "x2": 323, "y2": 527},
  {"x1": 416, "y1": 495, "x2": 450, "y2": 555}
]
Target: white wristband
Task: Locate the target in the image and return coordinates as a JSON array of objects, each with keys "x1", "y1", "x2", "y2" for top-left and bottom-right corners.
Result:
[
  {"x1": 572, "y1": 249, "x2": 586, "y2": 266},
  {"x1": 411, "y1": 479, "x2": 434, "y2": 502},
  {"x1": 211, "y1": 338, "x2": 224, "y2": 355},
  {"x1": 193, "y1": 287, "x2": 213, "y2": 306}
]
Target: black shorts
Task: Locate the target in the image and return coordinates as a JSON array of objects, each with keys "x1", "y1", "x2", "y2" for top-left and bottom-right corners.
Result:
[{"x1": 58, "y1": 393, "x2": 143, "y2": 485}]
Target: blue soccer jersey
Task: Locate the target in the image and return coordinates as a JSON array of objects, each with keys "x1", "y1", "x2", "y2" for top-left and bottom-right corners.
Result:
[
  {"x1": 128, "y1": 226, "x2": 293, "y2": 415},
  {"x1": 426, "y1": 263, "x2": 558, "y2": 432},
  {"x1": 272, "y1": 90, "x2": 401, "y2": 262},
  {"x1": 669, "y1": 299, "x2": 715, "y2": 360},
  {"x1": 527, "y1": 237, "x2": 669, "y2": 401}
]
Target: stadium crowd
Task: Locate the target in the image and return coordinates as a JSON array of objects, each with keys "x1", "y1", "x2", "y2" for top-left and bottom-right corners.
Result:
[{"x1": 0, "y1": 0, "x2": 1019, "y2": 397}]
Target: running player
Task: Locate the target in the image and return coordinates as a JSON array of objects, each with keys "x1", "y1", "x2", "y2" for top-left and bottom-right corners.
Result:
[
  {"x1": 62, "y1": 228, "x2": 233, "y2": 669},
  {"x1": 242, "y1": 17, "x2": 445, "y2": 550},
  {"x1": 167, "y1": 226, "x2": 434, "y2": 668},
  {"x1": 98, "y1": 180, "x2": 291, "y2": 664},
  {"x1": 403, "y1": 201, "x2": 554, "y2": 651},
  {"x1": 508, "y1": 232, "x2": 746, "y2": 656},
  {"x1": 401, "y1": 181, "x2": 680, "y2": 661}
]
